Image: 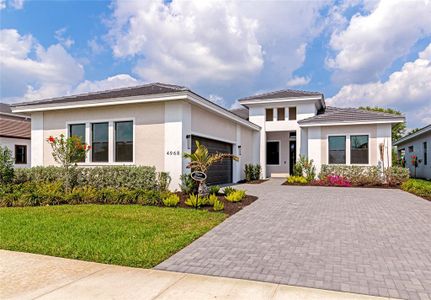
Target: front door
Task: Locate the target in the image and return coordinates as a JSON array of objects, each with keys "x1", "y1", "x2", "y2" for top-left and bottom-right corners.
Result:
[{"x1": 289, "y1": 140, "x2": 296, "y2": 175}]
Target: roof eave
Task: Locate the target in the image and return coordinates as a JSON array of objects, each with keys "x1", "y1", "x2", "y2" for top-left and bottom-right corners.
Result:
[
  {"x1": 299, "y1": 118, "x2": 405, "y2": 127},
  {"x1": 393, "y1": 125, "x2": 431, "y2": 146}
]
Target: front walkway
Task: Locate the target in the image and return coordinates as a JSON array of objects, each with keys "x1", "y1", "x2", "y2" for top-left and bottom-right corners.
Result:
[
  {"x1": 0, "y1": 250, "x2": 383, "y2": 300},
  {"x1": 157, "y1": 180, "x2": 431, "y2": 300}
]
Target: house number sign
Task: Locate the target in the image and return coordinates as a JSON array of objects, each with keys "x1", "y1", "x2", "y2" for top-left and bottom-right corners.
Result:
[{"x1": 166, "y1": 150, "x2": 181, "y2": 155}]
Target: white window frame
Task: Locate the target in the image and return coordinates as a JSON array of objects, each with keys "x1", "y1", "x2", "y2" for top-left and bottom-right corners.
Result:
[
  {"x1": 66, "y1": 117, "x2": 136, "y2": 166},
  {"x1": 327, "y1": 134, "x2": 347, "y2": 165},
  {"x1": 327, "y1": 133, "x2": 371, "y2": 166},
  {"x1": 349, "y1": 134, "x2": 371, "y2": 166},
  {"x1": 266, "y1": 140, "x2": 281, "y2": 166}
]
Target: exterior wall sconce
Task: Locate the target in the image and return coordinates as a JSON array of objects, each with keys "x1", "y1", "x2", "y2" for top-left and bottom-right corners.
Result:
[
  {"x1": 238, "y1": 145, "x2": 242, "y2": 155},
  {"x1": 186, "y1": 134, "x2": 191, "y2": 149}
]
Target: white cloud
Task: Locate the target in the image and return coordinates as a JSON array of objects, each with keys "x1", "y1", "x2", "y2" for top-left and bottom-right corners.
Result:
[
  {"x1": 327, "y1": 0, "x2": 431, "y2": 83},
  {"x1": 88, "y1": 38, "x2": 104, "y2": 55},
  {"x1": 73, "y1": 74, "x2": 140, "y2": 94},
  {"x1": 54, "y1": 28, "x2": 75, "y2": 48},
  {"x1": 287, "y1": 76, "x2": 311, "y2": 87},
  {"x1": 10, "y1": 0, "x2": 23, "y2": 9},
  {"x1": 208, "y1": 94, "x2": 226, "y2": 107},
  {"x1": 108, "y1": 0, "x2": 326, "y2": 87},
  {"x1": 0, "y1": 29, "x2": 84, "y2": 101},
  {"x1": 328, "y1": 43, "x2": 431, "y2": 128},
  {"x1": 0, "y1": 0, "x2": 6, "y2": 9}
]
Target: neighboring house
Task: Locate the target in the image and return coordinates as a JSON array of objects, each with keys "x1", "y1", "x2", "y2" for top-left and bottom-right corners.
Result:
[
  {"x1": 10, "y1": 83, "x2": 404, "y2": 189},
  {"x1": 0, "y1": 103, "x2": 31, "y2": 168},
  {"x1": 394, "y1": 125, "x2": 431, "y2": 180}
]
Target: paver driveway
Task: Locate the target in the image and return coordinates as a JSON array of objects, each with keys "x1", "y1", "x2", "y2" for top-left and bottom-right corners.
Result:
[{"x1": 157, "y1": 180, "x2": 431, "y2": 299}]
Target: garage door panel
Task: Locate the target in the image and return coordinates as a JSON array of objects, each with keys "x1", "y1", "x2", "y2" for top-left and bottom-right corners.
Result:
[{"x1": 191, "y1": 136, "x2": 233, "y2": 185}]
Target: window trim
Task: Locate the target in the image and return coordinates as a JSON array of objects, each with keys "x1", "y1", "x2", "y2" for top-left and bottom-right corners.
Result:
[
  {"x1": 328, "y1": 135, "x2": 346, "y2": 165},
  {"x1": 114, "y1": 120, "x2": 134, "y2": 163},
  {"x1": 66, "y1": 118, "x2": 135, "y2": 165},
  {"x1": 266, "y1": 140, "x2": 280, "y2": 166},
  {"x1": 14, "y1": 144, "x2": 27, "y2": 164},
  {"x1": 327, "y1": 133, "x2": 371, "y2": 166},
  {"x1": 350, "y1": 134, "x2": 370, "y2": 165}
]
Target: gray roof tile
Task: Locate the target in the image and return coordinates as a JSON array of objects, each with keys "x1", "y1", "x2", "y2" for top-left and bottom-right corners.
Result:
[
  {"x1": 230, "y1": 107, "x2": 249, "y2": 120},
  {"x1": 238, "y1": 89, "x2": 322, "y2": 101}
]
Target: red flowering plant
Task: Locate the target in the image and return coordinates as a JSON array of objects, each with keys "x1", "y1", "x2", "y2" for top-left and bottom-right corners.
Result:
[
  {"x1": 314, "y1": 175, "x2": 352, "y2": 187},
  {"x1": 411, "y1": 155, "x2": 418, "y2": 178},
  {"x1": 46, "y1": 134, "x2": 91, "y2": 192}
]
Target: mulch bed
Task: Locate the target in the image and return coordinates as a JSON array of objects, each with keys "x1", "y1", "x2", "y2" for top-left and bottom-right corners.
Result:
[{"x1": 175, "y1": 192, "x2": 258, "y2": 216}]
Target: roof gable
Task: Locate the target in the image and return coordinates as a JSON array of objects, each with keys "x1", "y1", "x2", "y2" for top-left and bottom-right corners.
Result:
[{"x1": 238, "y1": 88, "x2": 323, "y2": 102}]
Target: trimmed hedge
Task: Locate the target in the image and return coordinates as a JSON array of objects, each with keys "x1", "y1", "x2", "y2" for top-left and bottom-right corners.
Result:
[{"x1": 401, "y1": 179, "x2": 431, "y2": 200}]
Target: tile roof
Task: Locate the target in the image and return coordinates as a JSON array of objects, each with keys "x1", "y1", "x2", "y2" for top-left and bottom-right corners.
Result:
[
  {"x1": 238, "y1": 89, "x2": 322, "y2": 102},
  {"x1": 298, "y1": 107, "x2": 404, "y2": 125},
  {"x1": 0, "y1": 103, "x2": 12, "y2": 113},
  {"x1": 0, "y1": 114, "x2": 31, "y2": 139},
  {"x1": 230, "y1": 107, "x2": 249, "y2": 120},
  {"x1": 394, "y1": 124, "x2": 431, "y2": 145},
  {"x1": 11, "y1": 82, "x2": 188, "y2": 107}
]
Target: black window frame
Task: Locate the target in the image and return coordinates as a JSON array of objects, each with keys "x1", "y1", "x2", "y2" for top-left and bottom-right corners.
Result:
[
  {"x1": 350, "y1": 135, "x2": 369, "y2": 164},
  {"x1": 266, "y1": 141, "x2": 280, "y2": 165},
  {"x1": 69, "y1": 123, "x2": 86, "y2": 162},
  {"x1": 114, "y1": 120, "x2": 134, "y2": 162},
  {"x1": 14, "y1": 145, "x2": 27, "y2": 164},
  {"x1": 91, "y1": 122, "x2": 109, "y2": 163},
  {"x1": 424, "y1": 142, "x2": 428, "y2": 165},
  {"x1": 328, "y1": 136, "x2": 346, "y2": 164}
]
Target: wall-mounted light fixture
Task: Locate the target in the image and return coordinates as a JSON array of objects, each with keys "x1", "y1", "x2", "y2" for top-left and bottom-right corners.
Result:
[
  {"x1": 186, "y1": 134, "x2": 191, "y2": 149},
  {"x1": 238, "y1": 145, "x2": 242, "y2": 156}
]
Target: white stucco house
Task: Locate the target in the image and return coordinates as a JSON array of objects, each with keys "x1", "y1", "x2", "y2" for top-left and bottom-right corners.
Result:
[
  {"x1": 394, "y1": 125, "x2": 431, "y2": 180},
  {"x1": 0, "y1": 103, "x2": 31, "y2": 168},
  {"x1": 10, "y1": 83, "x2": 404, "y2": 189}
]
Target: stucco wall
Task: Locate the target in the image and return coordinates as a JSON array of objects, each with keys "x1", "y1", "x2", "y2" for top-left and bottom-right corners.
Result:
[
  {"x1": 320, "y1": 124, "x2": 378, "y2": 165},
  {"x1": 239, "y1": 125, "x2": 255, "y2": 178},
  {"x1": 397, "y1": 132, "x2": 431, "y2": 180},
  {"x1": 0, "y1": 137, "x2": 31, "y2": 168},
  {"x1": 191, "y1": 105, "x2": 236, "y2": 143},
  {"x1": 42, "y1": 102, "x2": 165, "y2": 171}
]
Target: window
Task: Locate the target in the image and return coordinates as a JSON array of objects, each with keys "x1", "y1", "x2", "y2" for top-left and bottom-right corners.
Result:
[
  {"x1": 424, "y1": 142, "x2": 428, "y2": 165},
  {"x1": 328, "y1": 136, "x2": 346, "y2": 164},
  {"x1": 277, "y1": 108, "x2": 285, "y2": 121},
  {"x1": 265, "y1": 108, "x2": 273, "y2": 121},
  {"x1": 14, "y1": 145, "x2": 27, "y2": 164},
  {"x1": 288, "y1": 107, "x2": 297, "y2": 120},
  {"x1": 115, "y1": 121, "x2": 133, "y2": 162},
  {"x1": 408, "y1": 146, "x2": 414, "y2": 152},
  {"x1": 350, "y1": 135, "x2": 369, "y2": 164},
  {"x1": 69, "y1": 123, "x2": 86, "y2": 162},
  {"x1": 266, "y1": 141, "x2": 280, "y2": 165},
  {"x1": 92, "y1": 122, "x2": 109, "y2": 162}
]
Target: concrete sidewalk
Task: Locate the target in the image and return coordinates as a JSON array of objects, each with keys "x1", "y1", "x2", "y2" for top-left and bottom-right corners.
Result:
[{"x1": 0, "y1": 250, "x2": 390, "y2": 300}]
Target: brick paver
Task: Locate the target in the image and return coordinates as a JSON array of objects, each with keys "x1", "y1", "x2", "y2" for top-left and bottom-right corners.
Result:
[{"x1": 157, "y1": 179, "x2": 431, "y2": 299}]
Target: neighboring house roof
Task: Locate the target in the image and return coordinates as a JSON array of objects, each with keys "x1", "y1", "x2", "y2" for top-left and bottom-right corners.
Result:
[
  {"x1": 298, "y1": 107, "x2": 405, "y2": 126},
  {"x1": 230, "y1": 107, "x2": 249, "y2": 120},
  {"x1": 0, "y1": 104, "x2": 31, "y2": 139},
  {"x1": 10, "y1": 83, "x2": 260, "y2": 131},
  {"x1": 238, "y1": 88, "x2": 323, "y2": 101},
  {"x1": 393, "y1": 124, "x2": 431, "y2": 146}
]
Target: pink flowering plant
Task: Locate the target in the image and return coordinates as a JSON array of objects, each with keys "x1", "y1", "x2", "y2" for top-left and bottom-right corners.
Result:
[{"x1": 314, "y1": 175, "x2": 352, "y2": 187}]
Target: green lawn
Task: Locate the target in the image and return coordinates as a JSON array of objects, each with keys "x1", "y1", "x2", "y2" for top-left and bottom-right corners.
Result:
[{"x1": 0, "y1": 205, "x2": 226, "y2": 268}]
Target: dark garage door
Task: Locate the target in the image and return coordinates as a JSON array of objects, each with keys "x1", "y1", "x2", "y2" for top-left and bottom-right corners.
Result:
[{"x1": 191, "y1": 136, "x2": 233, "y2": 185}]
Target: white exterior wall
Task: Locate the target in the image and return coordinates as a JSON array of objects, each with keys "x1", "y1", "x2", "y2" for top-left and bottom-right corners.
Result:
[
  {"x1": 0, "y1": 137, "x2": 31, "y2": 168},
  {"x1": 307, "y1": 127, "x2": 322, "y2": 174},
  {"x1": 376, "y1": 124, "x2": 392, "y2": 169},
  {"x1": 31, "y1": 112, "x2": 44, "y2": 166}
]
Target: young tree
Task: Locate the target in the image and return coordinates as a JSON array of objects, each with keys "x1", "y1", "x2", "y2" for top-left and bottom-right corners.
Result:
[
  {"x1": 359, "y1": 106, "x2": 406, "y2": 141},
  {"x1": 0, "y1": 146, "x2": 14, "y2": 184},
  {"x1": 47, "y1": 134, "x2": 91, "y2": 192}
]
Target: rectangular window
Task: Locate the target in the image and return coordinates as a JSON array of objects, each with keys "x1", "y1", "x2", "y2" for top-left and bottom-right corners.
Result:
[
  {"x1": 14, "y1": 145, "x2": 27, "y2": 164},
  {"x1": 265, "y1": 108, "x2": 273, "y2": 121},
  {"x1": 328, "y1": 136, "x2": 346, "y2": 164},
  {"x1": 92, "y1": 122, "x2": 109, "y2": 162},
  {"x1": 408, "y1": 146, "x2": 414, "y2": 152},
  {"x1": 424, "y1": 142, "x2": 428, "y2": 165},
  {"x1": 350, "y1": 135, "x2": 369, "y2": 164},
  {"x1": 266, "y1": 141, "x2": 280, "y2": 165},
  {"x1": 115, "y1": 121, "x2": 133, "y2": 162},
  {"x1": 69, "y1": 123, "x2": 86, "y2": 162},
  {"x1": 289, "y1": 107, "x2": 297, "y2": 120},
  {"x1": 277, "y1": 108, "x2": 285, "y2": 121}
]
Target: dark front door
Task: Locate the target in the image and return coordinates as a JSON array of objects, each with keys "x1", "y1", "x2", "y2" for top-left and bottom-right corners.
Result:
[
  {"x1": 289, "y1": 140, "x2": 296, "y2": 175},
  {"x1": 191, "y1": 136, "x2": 233, "y2": 185}
]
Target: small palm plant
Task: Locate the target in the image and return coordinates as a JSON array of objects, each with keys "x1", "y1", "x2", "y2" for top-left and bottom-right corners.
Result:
[{"x1": 183, "y1": 141, "x2": 238, "y2": 196}]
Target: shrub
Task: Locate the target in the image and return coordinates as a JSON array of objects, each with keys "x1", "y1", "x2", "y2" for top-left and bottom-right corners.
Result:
[
  {"x1": 0, "y1": 146, "x2": 14, "y2": 184},
  {"x1": 318, "y1": 175, "x2": 351, "y2": 187},
  {"x1": 223, "y1": 187, "x2": 236, "y2": 196},
  {"x1": 319, "y1": 165, "x2": 382, "y2": 186},
  {"x1": 384, "y1": 166, "x2": 409, "y2": 186},
  {"x1": 401, "y1": 179, "x2": 431, "y2": 199},
  {"x1": 157, "y1": 172, "x2": 171, "y2": 191},
  {"x1": 208, "y1": 185, "x2": 220, "y2": 195},
  {"x1": 213, "y1": 198, "x2": 224, "y2": 211},
  {"x1": 286, "y1": 176, "x2": 308, "y2": 185},
  {"x1": 185, "y1": 194, "x2": 202, "y2": 209},
  {"x1": 293, "y1": 155, "x2": 316, "y2": 182},
  {"x1": 179, "y1": 174, "x2": 197, "y2": 194},
  {"x1": 244, "y1": 164, "x2": 261, "y2": 181},
  {"x1": 137, "y1": 190, "x2": 161, "y2": 206},
  {"x1": 208, "y1": 194, "x2": 218, "y2": 206},
  {"x1": 225, "y1": 190, "x2": 246, "y2": 202},
  {"x1": 35, "y1": 181, "x2": 65, "y2": 205},
  {"x1": 162, "y1": 193, "x2": 180, "y2": 207},
  {"x1": 14, "y1": 166, "x2": 64, "y2": 184}
]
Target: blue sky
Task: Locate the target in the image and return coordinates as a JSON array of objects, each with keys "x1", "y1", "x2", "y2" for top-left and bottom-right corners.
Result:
[{"x1": 1, "y1": 0, "x2": 430, "y2": 129}]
